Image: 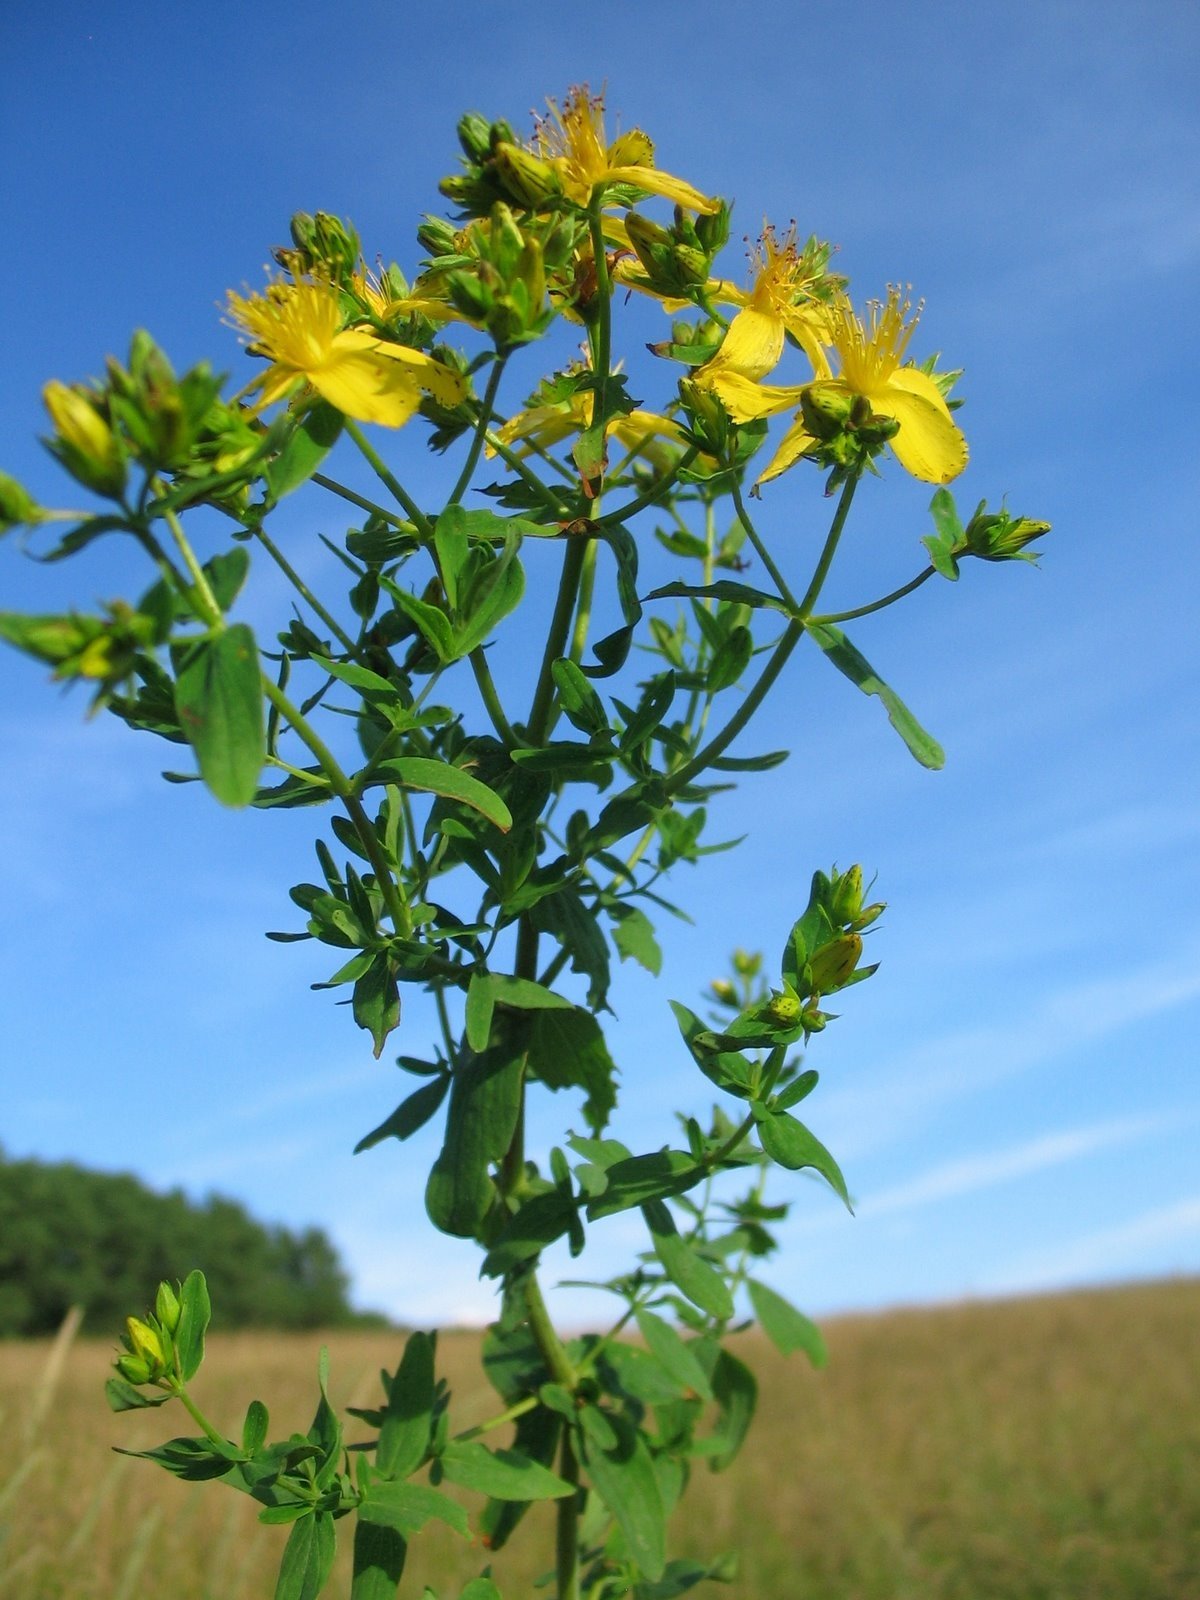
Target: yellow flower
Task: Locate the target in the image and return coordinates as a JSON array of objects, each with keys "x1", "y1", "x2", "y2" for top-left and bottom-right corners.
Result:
[
  {"x1": 349, "y1": 265, "x2": 474, "y2": 329},
  {"x1": 717, "y1": 287, "x2": 969, "y2": 486},
  {"x1": 701, "y1": 225, "x2": 834, "y2": 388},
  {"x1": 535, "y1": 86, "x2": 719, "y2": 215},
  {"x1": 225, "y1": 279, "x2": 465, "y2": 427},
  {"x1": 491, "y1": 382, "x2": 687, "y2": 464}
]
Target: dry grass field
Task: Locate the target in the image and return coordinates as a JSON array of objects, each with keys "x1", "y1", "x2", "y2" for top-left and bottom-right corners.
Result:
[{"x1": 1, "y1": 1278, "x2": 1197, "y2": 1600}]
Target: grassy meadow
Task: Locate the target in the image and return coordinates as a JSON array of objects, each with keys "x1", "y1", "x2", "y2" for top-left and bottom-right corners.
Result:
[{"x1": 1, "y1": 1278, "x2": 1197, "y2": 1600}]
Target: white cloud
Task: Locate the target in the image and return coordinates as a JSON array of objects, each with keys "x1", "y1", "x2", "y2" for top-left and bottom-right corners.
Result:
[{"x1": 980, "y1": 1194, "x2": 1200, "y2": 1295}]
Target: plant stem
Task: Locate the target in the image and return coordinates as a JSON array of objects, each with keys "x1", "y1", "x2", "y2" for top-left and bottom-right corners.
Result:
[
  {"x1": 172, "y1": 1385, "x2": 230, "y2": 1452},
  {"x1": 599, "y1": 446, "x2": 701, "y2": 528},
  {"x1": 484, "y1": 429, "x2": 576, "y2": 520},
  {"x1": 311, "y1": 472, "x2": 413, "y2": 532},
  {"x1": 731, "y1": 475, "x2": 799, "y2": 611},
  {"x1": 809, "y1": 564, "x2": 936, "y2": 624},
  {"x1": 448, "y1": 354, "x2": 507, "y2": 507},
  {"x1": 527, "y1": 540, "x2": 588, "y2": 745},
  {"x1": 260, "y1": 676, "x2": 413, "y2": 938},
  {"x1": 796, "y1": 473, "x2": 859, "y2": 619},
  {"x1": 250, "y1": 524, "x2": 359, "y2": 655},
  {"x1": 555, "y1": 1428, "x2": 583, "y2": 1600},
  {"x1": 344, "y1": 419, "x2": 433, "y2": 539},
  {"x1": 160, "y1": 504, "x2": 224, "y2": 626},
  {"x1": 470, "y1": 647, "x2": 523, "y2": 748}
]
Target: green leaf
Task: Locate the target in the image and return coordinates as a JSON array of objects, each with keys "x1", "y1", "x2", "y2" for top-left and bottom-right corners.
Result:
[
  {"x1": 460, "y1": 1581, "x2": 502, "y2": 1600},
  {"x1": 174, "y1": 624, "x2": 265, "y2": 806},
  {"x1": 706, "y1": 625, "x2": 752, "y2": 692},
  {"x1": 104, "y1": 1376, "x2": 173, "y2": 1412},
  {"x1": 383, "y1": 583, "x2": 456, "y2": 663},
  {"x1": 585, "y1": 525, "x2": 641, "y2": 679},
  {"x1": 804, "y1": 622, "x2": 944, "y2": 770},
  {"x1": 274, "y1": 1511, "x2": 336, "y2": 1600},
  {"x1": 242, "y1": 1398, "x2": 270, "y2": 1454},
  {"x1": 646, "y1": 579, "x2": 788, "y2": 613},
  {"x1": 929, "y1": 486, "x2": 964, "y2": 543},
  {"x1": 433, "y1": 506, "x2": 470, "y2": 611},
  {"x1": 452, "y1": 544, "x2": 526, "y2": 656},
  {"x1": 465, "y1": 972, "x2": 574, "y2": 1053},
  {"x1": 175, "y1": 1269, "x2": 210, "y2": 1383},
  {"x1": 370, "y1": 757, "x2": 512, "y2": 832},
  {"x1": 354, "y1": 1077, "x2": 449, "y2": 1153},
  {"x1": 377, "y1": 1331, "x2": 436, "y2": 1480},
  {"x1": 351, "y1": 1520, "x2": 406, "y2": 1600},
  {"x1": 586, "y1": 1150, "x2": 702, "y2": 1219},
  {"x1": 642, "y1": 1200, "x2": 733, "y2": 1320},
  {"x1": 747, "y1": 1280, "x2": 828, "y2": 1367},
  {"x1": 668, "y1": 1001, "x2": 753, "y2": 1099},
  {"x1": 480, "y1": 1189, "x2": 575, "y2": 1277},
  {"x1": 755, "y1": 1109, "x2": 852, "y2": 1209},
  {"x1": 353, "y1": 956, "x2": 400, "y2": 1059},
  {"x1": 425, "y1": 1044, "x2": 523, "y2": 1238},
  {"x1": 703, "y1": 1347, "x2": 757, "y2": 1472},
  {"x1": 528, "y1": 1008, "x2": 618, "y2": 1136},
  {"x1": 580, "y1": 1409, "x2": 666, "y2": 1580},
  {"x1": 635, "y1": 1311, "x2": 713, "y2": 1399},
  {"x1": 551, "y1": 656, "x2": 609, "y2": 737},
  {"x1": 609, "y1": 905, "x2": 662, "y2": 976},
  {"x1": 266, "y1": 403, "x2": 343, "y2": 500},
  {"x1": 203, "y1": 547, "x2": 251, "y2": 614},
  {"x1": 531, "y1": 888, "x2": 611, "y2": 1010},
  {"x1": 438, "y1": 1441, "x2": 573, "y2": 1500}
]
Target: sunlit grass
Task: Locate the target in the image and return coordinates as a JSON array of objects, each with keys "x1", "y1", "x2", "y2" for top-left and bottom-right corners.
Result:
[{"x1": 2, "y1": 1279, "x2": 1197, "y2": 1599}]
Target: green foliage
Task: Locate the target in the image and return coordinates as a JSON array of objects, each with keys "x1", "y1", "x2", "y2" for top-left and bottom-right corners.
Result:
[{"x1": 0, "y1": 1153, "x2": 368, "y2": 1336}]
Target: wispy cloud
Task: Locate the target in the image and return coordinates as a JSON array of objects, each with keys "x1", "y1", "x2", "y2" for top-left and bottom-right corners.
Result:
[
  {"x1": 980, "y1": 1194, "x2": 1200, "y2": 1295},
  {"x1": 819, "y1": 948, "x2": 1200, "y2": 1159}
]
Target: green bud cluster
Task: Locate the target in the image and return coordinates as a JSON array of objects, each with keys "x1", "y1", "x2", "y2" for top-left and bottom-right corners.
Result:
[
  {"x1": 625, "y1": 200, "x2": 731, "y2": 299},
  {"x1": 278, "y1": 210, "x2": 362, "y2": 284},
  {"x1": 0, "y1": 470, "x2": 43, "y2": 534},
  {"x1": 443, "y1": 203, "x2": 574, "y2": 349},
  {"x1": 923, "y1": 489, "x2": 1051, "y2": 579}
]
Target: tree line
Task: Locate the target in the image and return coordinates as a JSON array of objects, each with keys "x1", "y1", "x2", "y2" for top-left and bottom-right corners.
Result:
[{"x1": 0, "y1": 1150, "x2": 384, "y2": 1336}]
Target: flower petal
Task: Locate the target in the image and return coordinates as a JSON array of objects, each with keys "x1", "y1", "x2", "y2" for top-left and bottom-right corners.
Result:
[
  {"x1": 309, "y1": 349, "x2": 423, "y2": 428},
  {"x1": 755, "y1": 417, "x2": 817, "y2": 486},
  {"x1": 362, "y1": 338, "x2": 467, "y2": 406},
  {"x1": 780, "y1": 305, "x2": 834, "y2": 382},
  {"x1": 701, "y1": 368, "x2": 807, "y2": 423},
  {"x1": 604, "y1": 165, "x2": 720, "y2": 214},
  {"x1": 878, "y1": 368, "x2": 969, "y2": 484},
  {"x1": 707, "y1": 306, "x2": 784, "y2": 381}
]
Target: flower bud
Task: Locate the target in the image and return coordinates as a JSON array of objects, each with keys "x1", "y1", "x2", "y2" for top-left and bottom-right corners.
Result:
[
  {"x1": 807, "y1": 933, "x2": 862, "y2": 993},
  {"x1": 964, "y1": 503, "x2": 1051, "y2": 563},
  {"x1": 43, "y1": 381, "x2": 127, "y2": 496},
  {"x1": 418, "y1": 214, "x2": 460, "y2": 258},
  {"x1": 491, "y1": 141, "x2": 562, "y2": 209},
  {"x1": 115, "y1": 1353, "x2": 152, "y2": 1385},
  {"x1": 764, "y1": 990, "x2": 803, "y2": 1025},
  {"x1": 155, "y1": 1279, "x2": 182, "y2": 1335},
  {"x1": 732, "y1": 949, "x2": 761, "y2": 979},
  {"x1": 0, "y1": 471, "x2": 42, "y2": 533},
  {"x1": 457, "y1": 112, "x2": 495, "y2": 163},
  {"x1": 799, "y1": 384, "x2": 855, "y2": 441},
  {"x1": 828, "y1": 864, "x2": 863, "y2": 926},
  {"x1": 709, "y1": 978, "x2": 738, "y2": 1006}
]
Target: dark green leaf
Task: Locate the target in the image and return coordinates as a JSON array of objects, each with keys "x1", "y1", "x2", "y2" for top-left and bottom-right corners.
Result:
[
  {"x1": 174, "y1": 624, "x2": 265, "y2": 807},
  {"x1": 531, "y1": 888, "x2": 611, "y2": 1011},
  {"x1": 747, "y1": 1280, "x2": 828, "y2": 1367},
  {"x1": 580, "y1": 1408, "x2": 665, "y2": 1580},
  {"x1": 635, "y1": 1311, "x2": 713, "y2": 1399},
  {"x1": 460, "y1": 1581, "x2": 502, "y2": 1600},
  {"x1": 175, "y1": 1269, "x2": 210, "y2": 1383},
  {"x1": 646, "y1": 579, "x2": 787, "y2": 613},
  {"x1": 551, "y1": 657, "x2": 609, "y2": 737},
  {"x1": 586, "y1": 1151, "x2": 702, "y2": 1219},
  {"x1": 354, "y1": 1077, "x2": 449, "y2": 1153},
  {"x1": 465, "y1": 972, "x2": 574, "y2": 1053},
  {"x1": 350, "y1": 1520, "x2": 406, "y2": 1600},
  {"x1": 755, "y1": 1110, "x2": 852, "y2": 1209},
  {"x1": 242, "y1": 1399, "x2": 270, "y2": 1455},
  {"x1": 266, "y1": 403, "x2": 343, "y2": 500},
  {"x1": 204, "y1": 547, "x2": 251, "y2": 614},
  {"x1": 609, "y1": 905, "x2": 662, "y2": 976},
  {"x1": 642, "y1": 1201, "x2": 733, "y2": 1320},
  {"x1": 377, "y1": 1331, "x2": 436, "y2": 1480},
  {"x1": 668, "y1": 1001, "x2": 753, "y2": 1098},
  {"x1": 359, "y1": 1480, "x2": 467, "y2": 1537},
  {"x1": 528, "y1": 1008, "x2": 617, "y2": 1136},
  {"x1": 104, "y1": 1376, "x2": 173, "y2": 1412},
  {"x1": 425, "y1": 1044, "x2": 524, "y2": 1238},
  {"x1": 274, "y1": 1511, "x2": 336, "y2": 1600},
  {"x1": 438, "y1": 1441, "x2": 573, "y2": 1500},
  {"x1": 353, "y1": 956, "x2": 400, "y2": 1060},
  {"x1": 382, "y1": 584, "x2": 456, "y2": 663},
  {"x1": 703, "y1": 1348, "x2": 757, "y2": 1472},
  {"x1": 705, "y1": 625, "x2": 752, "y2": 693},
  {"x1": 805, "y1": 622, "x2": 944, "y2": 770},
  {"x1": 370, "y1": 757, "x2": 512, "y2": 832}
]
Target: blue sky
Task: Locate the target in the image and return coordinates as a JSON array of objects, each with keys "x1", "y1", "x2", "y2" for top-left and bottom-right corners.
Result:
[{"x1": 2, "y1": 1, "x2": 1198, "y2": 1330}]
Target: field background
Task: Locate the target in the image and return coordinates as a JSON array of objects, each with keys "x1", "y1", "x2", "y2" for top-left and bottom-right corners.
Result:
[{"x1": 2, "y1": 1279, "x2": 1197, "y2": 1600}]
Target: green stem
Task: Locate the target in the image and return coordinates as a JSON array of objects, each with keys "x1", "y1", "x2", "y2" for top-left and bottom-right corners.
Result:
[
  {"x1": 260, "y1": 676, "x2": 413, "y2": 938},
  {"x1": 668, "y1": 618, "x2": 804, "y2": 792},
  {"x1": 470, "y1": 647, "x2": 523, "y2": 748},
  {"x1": 160, "y1": 504, "x2": 223, "y2": 627},
  {"x1": 172, "y1": 1385, "x2": 230, "y2": 1452},
  {"x1": 448, "y1": 355, "x2": 507, "y2": 507},
  {"x1": 484, "y1": 429, "x2": 575, "y2": 520},
  {"x1": 311, "y1": 472, "x2": 413, "y2": 533},
  {"x1": 526, "y1": 540, "x2": 588, "y2": 745},
  {"x1": 524, "y1": 1272, "x2": 577, "y2": 1389},
  {"x1": 567, "y1": 541, "x2": 598, "y2": 667},
  {"x1": 344, "y1": 418, "x2": 433, "y2": 539},
  {"x1": 599, "y1": 446, "x2": 701, "y2": 528},
  {"x1": 809, "y1": 564, "x2": 936, "y2": 624},
  {"x1": 587, "y1": 198, "x2": 613, "y2": 427},
  {"x1": 250, "y1": 524, "x2": 358, "y2": 655},
  {"x1": 796, "y1": 473, "x2": 860, "y2": 619},
  {"x1": 555, "y1": 1428, "x2": 583, "y2": 1600},
  {"x1": 453, "y1": 1393, "x2": 540, "y2": 1443},
  {"x1": 731, "y1": 475, "x2": 799, "y2": 612}
]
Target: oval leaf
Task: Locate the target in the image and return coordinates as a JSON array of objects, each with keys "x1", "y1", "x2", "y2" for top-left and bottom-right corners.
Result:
[
  {"x1": 371, "y1": 756, "x2": 512, "y2": 832},
  {"x1": 174, "y1": 624, "x2": 265, "y2": 807}
]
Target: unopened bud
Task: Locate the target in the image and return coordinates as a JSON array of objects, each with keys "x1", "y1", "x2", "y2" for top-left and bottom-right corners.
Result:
[
  {"x1": 155, "y1": 1280, "x2": 182, "y2": 1335},
  {"x1": 764, "y1": 990, "x2": 803, "y2": 1025},
  {"x1": 828, "y1": 865, "x2": 863, "y2": 926},
  {"x1": 43, "y1": 381, "x2": 126, "y2": 495},
  {"x1": 491, "y1": 142, "x2": 562, "y2": 209},
  {"x1": 125, "y1": 1316, "x2": 165, "y2": 1370},
  {"x1": 0, "y1": 471, "x2": 41, "y2": 533},
  {"x1": 709, "y1": 978, "x2": 737, "y2": 1005},
  {"x1": 418, "y1": 215, "x2": 460, "y2": 258},
  {"x1": 732, "y1": 949, "x2": 761, "y2": 979},
  {"x1": 799, "y1": 384, "x2": 855, "y2": 441},
  {"x1": 807, "y1": 933, "x2": 862, "y2": 993}
]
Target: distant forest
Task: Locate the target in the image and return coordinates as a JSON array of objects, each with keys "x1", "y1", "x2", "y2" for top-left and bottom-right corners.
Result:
[{"x1": 0, "y1": 1150, "x2": 384, "y2": 1337}]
